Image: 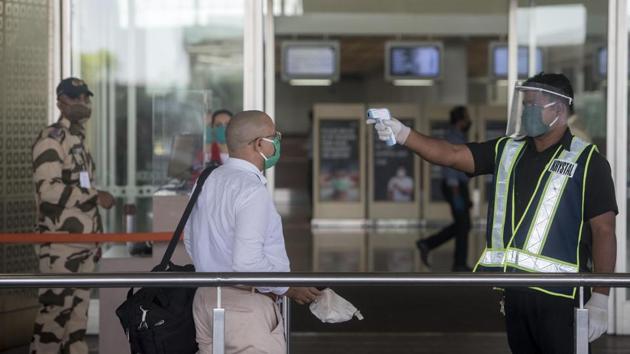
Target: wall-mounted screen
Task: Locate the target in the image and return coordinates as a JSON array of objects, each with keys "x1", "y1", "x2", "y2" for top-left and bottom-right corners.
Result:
[
  {"x1": 281, "y1": 41, "x2": 340, "y2": 81},
  {"x1": 385, "y1": 41, "x2": 443, "y2": 81},
  {"x1": 491, "y1": 43, "x2": 543, "y2": 78}
]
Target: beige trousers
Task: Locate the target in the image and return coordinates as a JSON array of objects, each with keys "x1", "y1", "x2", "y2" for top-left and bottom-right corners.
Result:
[{"x1": 193, "y1": 287, "x2": 286, "y2": 354}]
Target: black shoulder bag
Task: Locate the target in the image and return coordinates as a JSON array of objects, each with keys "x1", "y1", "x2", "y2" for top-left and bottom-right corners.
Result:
[{"x1": 116, "y1": 163, "x2": 218, "y2": 354}]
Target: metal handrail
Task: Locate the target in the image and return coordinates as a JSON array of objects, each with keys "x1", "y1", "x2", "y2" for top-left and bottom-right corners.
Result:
[
  {"x1": 0, "y1": 272, "x2": 629, "y2": 288},
  {"x1": 3, "y1": 272, "x2": 622, "y2": 354}
]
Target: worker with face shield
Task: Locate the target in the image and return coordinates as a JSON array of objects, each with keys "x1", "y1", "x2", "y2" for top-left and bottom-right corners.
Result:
[
  {"x1": 368, "y1": 73, "x2": 617, "y2": 353},
  {"x1": 506, "y1": 80, "x2": 574, "y2": 139}
]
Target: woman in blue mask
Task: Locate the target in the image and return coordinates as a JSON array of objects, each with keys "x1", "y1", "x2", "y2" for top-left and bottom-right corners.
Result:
[{"x1": 206, "y1": 109, "x2": 233, "y2": 165}]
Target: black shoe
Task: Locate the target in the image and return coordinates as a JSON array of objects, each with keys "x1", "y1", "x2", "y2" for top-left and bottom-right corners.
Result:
[
  {"x1": 129, "y1": 242, "x2": 153, "y2": 257},
  {"x1": 452, "y1": 265, "x2": 472, "y2": 272},
  {"x1": 415, "y1": 240, "x2": 431, "y2": 267}
]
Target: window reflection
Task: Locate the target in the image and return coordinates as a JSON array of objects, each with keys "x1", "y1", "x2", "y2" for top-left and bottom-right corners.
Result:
[
  {"x1": 73, "y1": 0, "x2": 244, "y2": 232},
  {"x1": 517, "y1": 1, "x2": 607, "y2": 152}
]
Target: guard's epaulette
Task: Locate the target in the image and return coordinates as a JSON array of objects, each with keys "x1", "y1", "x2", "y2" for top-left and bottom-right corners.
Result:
[{"x1": 46, "y1": 124, "x2": 65, "y2": 140}]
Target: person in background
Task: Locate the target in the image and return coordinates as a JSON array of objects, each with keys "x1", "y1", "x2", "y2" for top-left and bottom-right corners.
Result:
[
  {"x1": 193, "y1": 109, "x2": 233, "y2": 183},
  {"x1": 416, "y1": 106, "x2": 473, "y2": 272},
  {"x1": 30, "y1": 77, "x2": 115, "y2": 353},
  {"x1": 208, "y1": 109, "x2": 233, "y2": 165}
]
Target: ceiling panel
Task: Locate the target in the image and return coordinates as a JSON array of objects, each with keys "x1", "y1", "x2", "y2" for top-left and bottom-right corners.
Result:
[{"x1": 302, "y1": 0, "x2": 508, "y2": 15}]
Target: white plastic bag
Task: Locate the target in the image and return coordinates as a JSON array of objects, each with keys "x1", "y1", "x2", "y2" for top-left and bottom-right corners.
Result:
[{"x1": 309, "y1": 288, "x2": 364, "y2": 323}]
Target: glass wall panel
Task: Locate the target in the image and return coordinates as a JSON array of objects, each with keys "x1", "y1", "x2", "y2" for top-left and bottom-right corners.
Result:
[
  {"x1": 517, "y1": 1, "x2": 608, "y2": 152},
  {"x1": 0, "y1": 1, "x2": 51, "y2": 350},
  {"x1": 71, "y1": 0, "x2": 244, "y2": 233},
  {"x1": 626, "y1": 1, "x2": 630, "y2": 302}
]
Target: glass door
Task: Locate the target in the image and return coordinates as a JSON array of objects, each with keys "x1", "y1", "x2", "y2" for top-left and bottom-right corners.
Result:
[{"x1": 69, "y1": 0, "x2": 259, "y2": 232}]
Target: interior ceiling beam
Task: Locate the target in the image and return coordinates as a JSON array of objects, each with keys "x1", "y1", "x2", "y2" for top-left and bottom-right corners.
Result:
[
  {"x1": 276, "y1": 12, "x2": 606, "y2": 38},
  {"x1": 276, "y1": 13, "x2": 508, "y2": 36}
]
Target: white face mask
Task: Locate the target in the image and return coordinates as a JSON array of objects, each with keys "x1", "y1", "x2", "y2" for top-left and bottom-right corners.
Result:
[{"x1": 309, "y1": 288, "x2": 364, "y2": 323}]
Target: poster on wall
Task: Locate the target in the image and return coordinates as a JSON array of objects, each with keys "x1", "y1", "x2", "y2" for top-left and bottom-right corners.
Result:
[
  {"x1": 373, "y1": 118, "x2": 416, "y2": 202},
  {"x1": 485, "y1": 120, "x2": 507, "y2": 201},
  {"x1": 429, "y1": 120, "x2": 451, "y2": 202},
  {"x1": 319, "y1": 120, "x2": 361, "y2": 202}
]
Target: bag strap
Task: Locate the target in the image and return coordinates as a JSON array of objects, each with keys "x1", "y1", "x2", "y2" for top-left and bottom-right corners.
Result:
[{"x1": 156, "y1": 163, "x2": 217, "y2": 271}]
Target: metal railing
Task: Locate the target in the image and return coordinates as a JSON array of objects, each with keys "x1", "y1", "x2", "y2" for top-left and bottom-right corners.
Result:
[
  {"x1": 2, "y1": 272, "x2": 629, "y2": 287},
  {"x1": 2, "y1": 272, "x2": 629, "y2": 354}
]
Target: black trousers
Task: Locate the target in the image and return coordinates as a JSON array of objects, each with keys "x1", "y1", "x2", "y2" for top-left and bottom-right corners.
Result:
[
  {"x1": 424, "y1": 181, "x2": 471, "y2": 267},
  {"x1": 504, "y1": 289, "x2": 590, "y2": 354}
]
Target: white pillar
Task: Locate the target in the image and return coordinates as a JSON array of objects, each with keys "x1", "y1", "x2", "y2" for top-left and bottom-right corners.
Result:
[
  {"x1": 126, "y1": 0, "x2": 137, "y2": 199},
  {"x1": 264, "y1": 0, "x2": 276, "y2": 196},
  {"x1": 507, "y1": 0, "x2": 518, "y2": 116},
  {"x1": 608, "y1": 0, "x2": 628, "y2": 335}
]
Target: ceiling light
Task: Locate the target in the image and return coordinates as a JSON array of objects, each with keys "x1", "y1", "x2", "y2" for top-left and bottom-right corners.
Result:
[
  {"x1": 289, "y1": 79, "x2": 332, "y2": 86},
  {"x1": 392, "y1": 79, "x2": 434, "y2": 86}
]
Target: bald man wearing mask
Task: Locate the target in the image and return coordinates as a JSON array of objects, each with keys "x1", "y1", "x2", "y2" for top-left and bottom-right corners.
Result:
[{"x1": 184, "y1": 110, "x2": 320, "y2": 354}]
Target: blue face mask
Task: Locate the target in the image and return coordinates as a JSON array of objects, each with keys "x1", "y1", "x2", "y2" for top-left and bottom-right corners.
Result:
[
  {"x1": 205, "y1": 125, "x2": 213, "y2": 144},
  {"x1": 521, "y1": 102, "x2": 558, "y2": 137},
  {"x1": 214, "y1": 125, "x2": 227, "y2": 144}
]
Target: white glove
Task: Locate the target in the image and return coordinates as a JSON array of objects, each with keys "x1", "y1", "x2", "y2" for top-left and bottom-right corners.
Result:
[
  {"x1": 585, "y1": 292, "x2": 609, "y2": 342},
  {"x1": 366, "y1": 117, "x2": 411, "y2": 145}
]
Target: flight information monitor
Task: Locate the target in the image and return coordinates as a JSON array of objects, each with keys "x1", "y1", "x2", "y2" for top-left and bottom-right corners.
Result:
[
  {"x1": 281, "y1": 41, "x2": 340, "y2": 81},
  {"x1": 385, "y1": 41, "x2": 443, "y2": 81}
]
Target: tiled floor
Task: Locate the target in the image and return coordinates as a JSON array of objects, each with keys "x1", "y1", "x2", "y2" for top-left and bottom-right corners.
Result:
[{"x1": 291, "y1": 333, "x2": 630, "y2": 354}]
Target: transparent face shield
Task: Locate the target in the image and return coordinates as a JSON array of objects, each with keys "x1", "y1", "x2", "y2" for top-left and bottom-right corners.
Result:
[{"x1": 506, "y1": 84, "x2": 573, "y2": 139}]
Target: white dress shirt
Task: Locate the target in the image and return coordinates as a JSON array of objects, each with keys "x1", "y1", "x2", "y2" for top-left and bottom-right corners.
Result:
[{"x1": 184, "y1": 158, "x2": 290, "y2": 295}]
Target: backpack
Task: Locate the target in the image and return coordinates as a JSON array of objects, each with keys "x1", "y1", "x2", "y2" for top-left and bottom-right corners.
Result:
[{"x1": 116, "y1": 163, "x2": 217, "y2": 354}]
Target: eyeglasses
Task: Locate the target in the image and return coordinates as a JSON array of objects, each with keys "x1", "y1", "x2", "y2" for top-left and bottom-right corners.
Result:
[
  {"x1": 249, "y1": 131, "x2": 282, "y2": 145},
  {"x1": 265, "y1": 131, "x2": 282, "y2": 141}
]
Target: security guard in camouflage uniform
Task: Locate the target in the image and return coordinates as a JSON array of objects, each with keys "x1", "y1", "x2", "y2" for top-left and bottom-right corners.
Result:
[{"x1": 30, "y1": 78, "x2": 114, "y2": 354}]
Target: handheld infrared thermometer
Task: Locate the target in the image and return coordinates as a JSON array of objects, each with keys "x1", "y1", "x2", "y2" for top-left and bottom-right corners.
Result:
[{"x1": 367, "y1": 108, "x2": 396, "y2": 146}]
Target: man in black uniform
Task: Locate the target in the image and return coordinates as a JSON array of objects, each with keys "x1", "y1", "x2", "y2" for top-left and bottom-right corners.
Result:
[{"x1": 367, "y1": 73, "x2": 617, "y2": 353}]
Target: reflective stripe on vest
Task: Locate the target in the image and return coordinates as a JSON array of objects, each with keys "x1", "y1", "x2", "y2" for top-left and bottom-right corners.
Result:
[
  {"x1": 484, "y1": 139, "x2": 526, "y2": 266},
  {"x1": 503, "y1": 137, "x2": 590, "y2": 275},
  {"x1": 505, "y1": 248, "x2": 579, "y2": 273},
  {"x1": 520, "y1": 138, "x2": 590, "y2": 257},
  {"x1": 478, "y1": 249, "x2": 505, "y2": 267}
]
